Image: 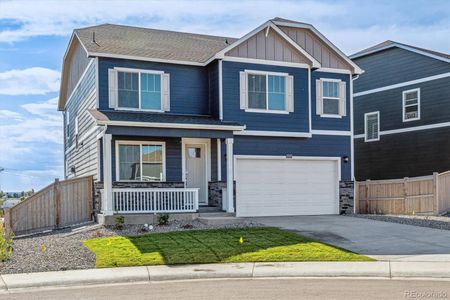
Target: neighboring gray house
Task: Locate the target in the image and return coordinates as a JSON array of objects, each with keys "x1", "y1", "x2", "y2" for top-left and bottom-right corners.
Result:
[{"x1": 351, "y1": 41, "x2": 450, "y2": 180}]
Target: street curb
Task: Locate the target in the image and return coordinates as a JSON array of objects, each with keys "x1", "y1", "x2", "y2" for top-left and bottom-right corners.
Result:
[{"x1": 1, "y1": 261, "x2": 450, "y2": 291}]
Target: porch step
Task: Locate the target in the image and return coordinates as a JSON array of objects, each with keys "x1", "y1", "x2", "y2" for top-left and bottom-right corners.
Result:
[
  {"x1": 197, "y1": 216, "x2": 247, "y2": 226},
  {"x1": 198, "y1": 206, "x2": 222, "y2": 213},
  {"x1": 198, "y1": 212, "x2": 235, "y2": 218}
]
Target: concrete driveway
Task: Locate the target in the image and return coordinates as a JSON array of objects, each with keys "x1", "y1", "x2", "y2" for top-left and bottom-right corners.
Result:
[{"x1": 249, "y1": 215, "x2": 450, "y2": 261}]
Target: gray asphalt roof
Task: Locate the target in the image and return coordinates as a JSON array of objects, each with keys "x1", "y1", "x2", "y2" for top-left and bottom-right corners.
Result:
[
  {"x1": 89, "y1": 109, "x2": 243, "y2": 127},
  {"x1": 351, "y1": 40, "x2": 450, "y2": 60},
  {"x1": 75, "y1": 24, "x2": 238, "y2": 64}
]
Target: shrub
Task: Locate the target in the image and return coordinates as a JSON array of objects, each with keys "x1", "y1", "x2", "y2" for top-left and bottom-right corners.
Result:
[
  {"x1": 0, "y1": 223, "x2": 13, "y2": 262},
  {"x1": 114, "y1": 215, "x2": 125, "y2": 230},
  {"x1": 157, "y1": 214, "x2": 169, "y2": 226}
]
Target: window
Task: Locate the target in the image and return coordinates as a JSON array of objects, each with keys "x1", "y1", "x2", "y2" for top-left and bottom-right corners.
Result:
[
  {"x1": 188, "y1": 147, "x2": 201, "y2": 158},
  {"x1": 66, "y1": 111, "x2": 70, "y2": 141},
  {"x1": 316, "y1": 79, "x2": 346, "y2": 117},
  {"x1": 240, "y1": 71, "x2": 293, "y2": 113},
  {"x1": 365, "y1": 112, "x2": 380, "y2": 142},
  {"x1": 110, "y1": 68, "x2": 169, "y2": 111},
  {"x1": 74, "y1": 115, "x2": 79, "y2": 148},
  {"x1": 403, "y1": 88, "x2": 420, "y2": 122},
  {"x1": 117, "y1": 142, "x2": 165, "y2": 181}
]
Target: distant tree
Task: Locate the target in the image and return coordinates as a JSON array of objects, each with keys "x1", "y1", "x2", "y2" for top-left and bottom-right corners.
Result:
[{"x1": 0, "y1": 191, "x2": 4, "y2": 198}]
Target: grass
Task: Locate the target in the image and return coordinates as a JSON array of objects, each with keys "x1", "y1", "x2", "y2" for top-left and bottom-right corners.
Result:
[{"x1": 83, "y1": 227, "x2": 373, "y2": 268}]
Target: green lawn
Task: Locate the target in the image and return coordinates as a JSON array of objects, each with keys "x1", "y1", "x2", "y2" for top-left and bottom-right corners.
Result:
[{"x1": 83, "y1": 227, "x2": 373, "y2": 268}]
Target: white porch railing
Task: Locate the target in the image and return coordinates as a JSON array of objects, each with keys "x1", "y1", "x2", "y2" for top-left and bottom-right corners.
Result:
[{"x1": 112, "y1": 188, "x2": 199, "y2": 214}]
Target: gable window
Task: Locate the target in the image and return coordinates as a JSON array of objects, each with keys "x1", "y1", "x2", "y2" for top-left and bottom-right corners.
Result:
[
  {"x1": 365, "y1": 111, "x2": 380, "y2": 142},
  {"x1": 117, "y1": 141, "x2": 165, "y2": 181},
  {"x1": 403, "y1": 88, "x2": 420, "y2": 122},
  {"x1": 109, "y1": 68, "x2": 170, "y2": 112},
  {"x1": 240, "y1": 70, "x2": 294, "y2": 113},
  {"x1": 316, "y1": 78, "x2": 346, "y2": 117}
]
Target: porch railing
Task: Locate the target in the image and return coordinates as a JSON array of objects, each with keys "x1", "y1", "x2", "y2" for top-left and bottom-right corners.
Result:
[{"x1": 112, "y1": 188, "x2": 199, "y2": 214}]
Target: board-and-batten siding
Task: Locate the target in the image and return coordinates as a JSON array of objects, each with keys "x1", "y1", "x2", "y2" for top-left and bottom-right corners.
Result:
[
  {"x1": 278, "y1": 26, "x2": 352, "y2": 71},
  {"x1": 65, "y1": 60, "x2": 100, "y2": 180},
  {"x1": 225, "y1": 28, "x2": 310, "y2": 64},
  {"x1": 64, "y1": 39, "x2": 91, "y2": 100}
]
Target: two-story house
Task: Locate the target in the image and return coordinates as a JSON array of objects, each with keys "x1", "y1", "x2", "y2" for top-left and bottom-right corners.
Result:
[
  {"x1": 351, "y1": 41, "x2": 450, "y2": 181},
  {"x1": 58, "y1": 18, "x2": 362, "y2": 221}
]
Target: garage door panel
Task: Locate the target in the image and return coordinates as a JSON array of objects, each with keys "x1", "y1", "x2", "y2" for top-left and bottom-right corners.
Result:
[{"x1": 236, "y1": 158, "x2": 339, "y2": 217}]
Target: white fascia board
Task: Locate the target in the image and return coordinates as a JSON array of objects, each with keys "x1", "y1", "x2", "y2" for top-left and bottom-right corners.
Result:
[
  {"x1": 311, "y1": 130, "x2": 352, "y2": 136},
  {"x1": 96, "y1": 120, "x2": 246, "y2": 131},
  {"x1": 234, "y1": 130, "x2": 312, "y2": 138},
  {"x1": 222, "y1": 56, "x2": 310, "y2": 69},
  {"x1": 354, "y1": 72, "x2": 450, "y2": 97},
  {"x1": 272, "y1": 20, "x2": 363, "y2": 74},
  {"x1": 89, "y1": 52, "x2": 205, "y2": 66},
  {"x1": 353, "y1": 121, "x2": 450, "y2": 139},
  {"x1": 315, "y1": 67, "x2": 352, "y2": 74},
  {"x1": 350, "y1": 43, "x2": 450, "y2": 64}
]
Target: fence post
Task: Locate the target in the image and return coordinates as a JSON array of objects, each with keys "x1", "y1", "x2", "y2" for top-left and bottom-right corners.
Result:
[
  {"x1": 403, "y1": 177, "x2": 409, "y2": 214},
  {"x1": 433, "y1": 172, "x2": 439, "y2": 214},
  {"x1": 365, "y1": 180, "x2": 370, "y2": 214},
  {"x1": 53, "y1": 178, "x2": 61, "y2": 228},
  {"x1": 3, "y1": 208, "x2": 12, "y2": 237}
]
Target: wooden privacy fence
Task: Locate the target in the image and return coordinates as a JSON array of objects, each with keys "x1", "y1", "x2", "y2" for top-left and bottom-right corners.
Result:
[
  {"x1": 356, "y1": 171, "x2": 450, "y2": 215},
  {"x1": 4, "y1": 176, "x2": 94, "y2": 236}
]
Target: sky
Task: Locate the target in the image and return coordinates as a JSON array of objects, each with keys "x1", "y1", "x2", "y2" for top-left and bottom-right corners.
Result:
[{"x1": 0, "y1": 0, "x2": 449, "y2": 192}]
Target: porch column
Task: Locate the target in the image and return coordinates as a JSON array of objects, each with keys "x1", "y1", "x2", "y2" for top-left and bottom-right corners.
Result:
[
  {"x1": 225, "y1": 138, "x2": 234, "y2": 213},
  {"x1": 102, "y1": 133, "x2": 113, "y2": 215}
]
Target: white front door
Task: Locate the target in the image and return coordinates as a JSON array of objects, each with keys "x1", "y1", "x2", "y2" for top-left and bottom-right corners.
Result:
[{"x1": 185, "y1": 143, "x2": 208, "y2": 205}]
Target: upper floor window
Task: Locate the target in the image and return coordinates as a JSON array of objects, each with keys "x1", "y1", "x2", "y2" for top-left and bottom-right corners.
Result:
[
  {"x1": 402, "y1": 88, "x2": 420, "y2": 122},
  {"x1": 240, "y1": 70, "x2": 294, "y2": 113},
  {"x1": 109, "y1": 68, "x2": 170, "y2": 112},
  {"x1": 365, "y1": 111, "x2": 380, "y2": 142},
  {"x1": 65, "y1": 110, "x2": 70, "y2": 142},
  {"x1": 316, "y1": 78, "x2": 346, "y2": 118}
]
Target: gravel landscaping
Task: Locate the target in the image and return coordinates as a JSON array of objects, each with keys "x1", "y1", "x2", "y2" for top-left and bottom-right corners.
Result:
[
  {"x1": 0, "y1": 219, "x2": 261, "y2": 274},
  {"x1": 351, "y1": 214, "x2": 450, "y2": 231}
]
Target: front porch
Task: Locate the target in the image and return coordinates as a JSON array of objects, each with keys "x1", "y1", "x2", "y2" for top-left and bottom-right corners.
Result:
[{"x1": 94, "y1": 115, "x2": 241, "y2": 221}]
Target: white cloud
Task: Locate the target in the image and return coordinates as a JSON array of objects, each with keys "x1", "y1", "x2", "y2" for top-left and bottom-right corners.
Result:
[
  {"x1": 0, "y1": 109, "x2": 23, "y2": 120},
  {"x1": 0, "y1": 67, "x2": 60, "y2": 95},
  {"x1": 21, "y1": 97, "x2": 59, "y2": 121}
]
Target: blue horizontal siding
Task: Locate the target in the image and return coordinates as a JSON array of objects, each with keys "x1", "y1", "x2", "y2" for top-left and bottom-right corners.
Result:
[
  {"x1": 111, "y1": 136, "x2": 182, "y2": 182},
  {"x1": 353, "y1": 47, "x2": 450, "y2": 93},
  {"x1": 98, "y1": 58, "x2": 210, "y2": 115},
  {"x1": 222, "y1": 61, "x2": 310, "y2": 132},
  {"x1": 219, "y1": 135, "x2": 351, "y2": 181},
  {"x1": 311, "y1": 71, "x2": 351, "y2": 131},
  {"x1": 354, "y1": 77, "x2": 450, "y2": 135}
]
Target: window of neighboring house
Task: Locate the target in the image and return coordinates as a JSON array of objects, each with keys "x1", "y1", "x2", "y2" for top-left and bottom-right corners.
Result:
[
  {"x1": 403, "y1": 88, "x2": 420, "y2": 122},
  {"x1": 74, "y1": 115, "x2": 79, "y2": 147},
  {"x1": 241, "y1": 71, "x2": 293, "y2": 113},
  {"x1": 66, "y1": 111, "x2": 70, "y2": 142},
  {"x1": 316, "y1": 79, "x2": 346, "y2": 118},
  {"x1": 115, "y1": 69, "x2": 166, "y2": 111},
  {"x1": 117, "y1": 142, "x2": 165, "y2": 181},
  {"x1": 365, "y1": 111, "x2": 380, "y2": 142}
]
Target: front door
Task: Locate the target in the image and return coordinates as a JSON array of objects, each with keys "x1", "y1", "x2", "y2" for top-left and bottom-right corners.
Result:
[{"x1": 185, "y1": 143, "x2": 207, "y2": 205}]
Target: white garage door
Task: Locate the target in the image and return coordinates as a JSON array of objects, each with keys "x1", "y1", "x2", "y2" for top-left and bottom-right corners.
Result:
[{"x1": 235, "y1": 157, "x2": 339, "y2": 217}]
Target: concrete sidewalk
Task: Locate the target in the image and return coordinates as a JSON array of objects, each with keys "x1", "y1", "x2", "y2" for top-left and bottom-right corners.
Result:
[{"x1": 1, "y1": 261, "x2": 450, "y2": 291}]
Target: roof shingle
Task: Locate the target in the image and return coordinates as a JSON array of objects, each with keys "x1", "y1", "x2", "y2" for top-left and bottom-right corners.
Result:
[{"x1": 75, "y1": 24, "x2": 238, "y2": 64}]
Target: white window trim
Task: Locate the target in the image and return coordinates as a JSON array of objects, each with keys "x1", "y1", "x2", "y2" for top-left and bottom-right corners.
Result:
[
  {"x1": 364, "y1": 111, "x2": 380, "y2": 142},
  {"x1": 115, "y1": 140, "x2": 166, "y2": 182},
  {"x1": 320, "y1": 78, "x2": 342, "y2": 118},
  {"x1": 244, "y1": 69, "x2": 290, "y2": 114},
  {"x1": 114, "y1": 67, "x2": 165, "y2": 112},
  {"x1": 66, "y1": 110, "x2": 70, "y2": 141},
  {"x1": 402, "y1": 88, "x2": 420, "y2": 122}
]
